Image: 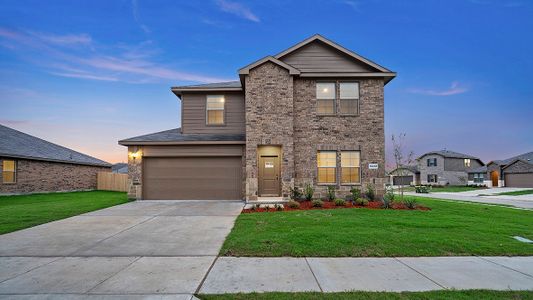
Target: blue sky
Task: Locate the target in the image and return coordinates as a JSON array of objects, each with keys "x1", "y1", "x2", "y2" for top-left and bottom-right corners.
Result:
[{"x1": 1, "y1": 0, "x2": 532, "y2": 165}]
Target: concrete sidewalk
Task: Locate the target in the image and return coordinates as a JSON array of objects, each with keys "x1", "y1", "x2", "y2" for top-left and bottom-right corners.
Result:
[
  {"x1": 200, "y1": 256, "x2": 533, "y2": 293},
  {"x1": 405, "y1": 192, "x2": 533, "y2": 209}
]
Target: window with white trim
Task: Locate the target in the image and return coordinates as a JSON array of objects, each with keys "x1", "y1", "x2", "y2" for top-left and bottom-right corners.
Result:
[
  {"x1": 316, "y1": 82, "x2": 335, "y2": 114},
  {"x1": 317, "y1": 151, "x2": 336, "y2": 183},
  {"x1": 206, "y1": 95, "x2": 225, "y2": 125},
  {"x1": 341, "y1": 151, "x2": 361, "y2": 184},
  {"x1": 2, "y1": 160, "x2": 16, "y2": 183},
  {"x1": 339, "y1": 82, "x2": 359, "y2": 114}
]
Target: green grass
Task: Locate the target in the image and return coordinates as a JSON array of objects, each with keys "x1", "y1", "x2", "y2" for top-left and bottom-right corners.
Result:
[
  {"x1": 198, "y1": 290, "x2": 533, "y2": 300},
  {"x1": 495, "y1": 189, "x2": 533, "y2": 196},
  {"x1": 429, "y1": 186, "x2": 488, "y2": 193},
  {"x1": 220, "y1": 197, "x2": 533, "y2": 257},
  {"x1": 0, "y1": 191, "x2": 130, "y2": 234}
]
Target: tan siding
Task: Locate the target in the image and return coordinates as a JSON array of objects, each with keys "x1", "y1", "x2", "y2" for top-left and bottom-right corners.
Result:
[
  {"x1": 143, "y1": 145, "x2": 243, "y2": 157},
  {"x1": 181, "y1": 92, "x2": 245, "y2": 134},
  {"x1": 279, "y1": 41, "x2": 377, "y2": 73}
]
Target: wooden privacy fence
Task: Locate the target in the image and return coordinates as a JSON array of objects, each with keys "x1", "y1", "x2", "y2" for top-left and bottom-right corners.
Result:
[{"x1": 97, "y1": 172, "x2": 128, "y2": 192}]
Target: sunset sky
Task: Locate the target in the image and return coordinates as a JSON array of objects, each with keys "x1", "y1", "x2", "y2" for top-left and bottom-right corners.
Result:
[{"x1": 1, "y1": 0, "x2": 532, "y2": 166}]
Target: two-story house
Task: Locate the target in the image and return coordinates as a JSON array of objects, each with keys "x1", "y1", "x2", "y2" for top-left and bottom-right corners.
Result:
[
  {"x1": 417, "y1": 150, "x2": 484, "y2": 186},
  {"x1": 119, "y1": 35, "x2": 396, "y2": 201}
]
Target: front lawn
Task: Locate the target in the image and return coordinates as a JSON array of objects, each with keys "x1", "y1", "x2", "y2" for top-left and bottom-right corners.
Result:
[
  {"x1": 198, "y1": 290, "x2": 533, "y2": 300},
  {"x1": 0, "y1": 191, "x2": 130, "y2": 234},
  {"x1": 429, "y1": 186, "x2": 487, "y2": 193},
  {"x1": 221, "y1": 197, "x2": 533, "y2": 257},
  {"x1": 496, "y1": 189, "x2": 533, "y2": 196}
]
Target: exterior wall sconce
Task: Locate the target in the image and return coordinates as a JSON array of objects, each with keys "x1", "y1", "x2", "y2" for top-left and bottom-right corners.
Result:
[{"x1": 130, "y1": 146, "x2": 141, "y2": 160}]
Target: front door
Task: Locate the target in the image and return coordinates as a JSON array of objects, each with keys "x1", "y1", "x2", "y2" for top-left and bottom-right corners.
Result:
[
  {"x1": 259, "y1": 155, "x2": 280, "y2": 196},
  {"x1": 491, "y1": 171, "x2": 499, "y2": 187}
]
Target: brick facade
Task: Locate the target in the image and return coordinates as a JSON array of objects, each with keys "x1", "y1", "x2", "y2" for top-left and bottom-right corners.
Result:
[
  {"x1": 243, "y1": 61, "x2": 387, "y2": 200},
  {"x1": 0, "y1": 157, "x2": 110, "y2": 194}
]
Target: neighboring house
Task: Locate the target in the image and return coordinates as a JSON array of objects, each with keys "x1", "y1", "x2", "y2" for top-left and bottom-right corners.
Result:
[
  {"x1": 0, "y1": 124, "x2": 111, "y2": 194},
  {"x1": 388, "y1": 165, "x2": 420, "y2": 186},
  {"x1": 417, "y1": 150, "x2": 484, "y2": 186},
  {"x1": 481, "y1": 151, "x2": 533, "y2": 188},
  {"x1": 119, "y1": 34, "x2": 396, "y2": 201},
  {"x1": 112, "y1": 163, "x2": 128, "y2": 174}
]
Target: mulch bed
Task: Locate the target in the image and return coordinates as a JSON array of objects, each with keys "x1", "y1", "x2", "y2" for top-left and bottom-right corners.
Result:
[{"x1": 242, "y1": 200, "x2": 430, "y2": 213}]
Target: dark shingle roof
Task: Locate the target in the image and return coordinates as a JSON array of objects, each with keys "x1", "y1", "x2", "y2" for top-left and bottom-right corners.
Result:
[
  {"x1": 0, "y1": 124, "x2": 111, "y2": 167},
  {"x1": 390, "y1": 164, "x2": 419, "y2": 174},
  {"x1": 468, "y1": 165, "x2": 487, "y2": 173},
  {"x1": 119, "y1": 128, "x2": 245, "y2": 145},
  {"x1": 492, "y1": 151, "x2": 533, "y2": 166},
  {"x1": 171, "y1": 81, "x2": 241, "y2": 90},
  {"x1": 418, "y1": 150, "x2": 480, "y2": 160}
]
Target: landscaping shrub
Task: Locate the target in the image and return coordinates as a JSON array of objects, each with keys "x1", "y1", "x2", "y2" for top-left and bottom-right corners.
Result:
[
  {"x1": 287, "y1": 200, "x2": 300, "y2": 209},
  {"x1": 350, "y1": 187, "x2": 361, "y2": 201},
  {"x1": 290, "y1": 186, "x2": 303, "y2": 201},
  {"x1": 334, "y1": 198, "x2": 346, "y2": 206},
  {"x1": 344, "y1": 194, "x2": 354, "y2": 202},
  {"x1": 365, "y1": 184, "x2": 375, "y2": 200},
  {"x1": 274, "y1": 204, "x2": 283, "y2": 211},
  {"x1": 355, "y1": 198, "x2": 368, "y2": 206},
  {"x1": 326, "y1": 186, "x2": 336, "y2": 201},
  {"x1": 403, "y1": 197, "x2": 418, "y2": 209},
  {"x1": 415, "y1": 185, "x2": 430, "y2": 193},
  {"x1": 311, "y1": 200, "x2": 324, "y2": 207},
  {"x1": 382, "y1": 186, "x2": 394, "y2": 209},
  {"x1": 304, "y1": 183, "x2": 314, "y2": 201}
]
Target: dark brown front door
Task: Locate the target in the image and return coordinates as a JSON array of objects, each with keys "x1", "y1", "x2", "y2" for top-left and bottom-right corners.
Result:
[
  {"x1": 259, "y1": 155, "x2": 280, "y2": 196},
  {"x1": 491, "y1": 171, "x2": 499, "y2": 187}
]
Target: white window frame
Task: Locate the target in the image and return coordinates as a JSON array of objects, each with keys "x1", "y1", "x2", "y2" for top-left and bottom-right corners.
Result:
[
  {"x1": 2, "y1": 160, "x2": 17, "y2": 184},
  {"x1": 341, "y1": 151, "x2": 361, "y2": 184},
  {"x1": 339, "y1": 82, "x2": 360, "y2": 115},
  {"x1": 206, "y1": 95, "x2": 225, "y2": 125},
  {"x1": 316, "y1": 82, "x2": 336, "y2": 115},
  {"x1": 317, "y1": 151, "x2": 337, "y2": 184}
]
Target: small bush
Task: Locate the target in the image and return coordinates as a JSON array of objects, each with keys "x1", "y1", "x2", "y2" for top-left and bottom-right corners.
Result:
[
  {"x1": 403, "y1": 197, "x2": 417, "y2": 209},
  {"x1": 355, "y1": 198, "x2": 368, "y2": 206},
  {"x1": 334, "y1": 198, "x2": 346, "y2": 206},
  {"x1": 350, "y1": 187, "x2": 361, "y2": 201},
  {"x1": 253, "y1": 204, "x2": 261, "y2": 210},
  {"x1": 326, "y1": 186, "x2": 336, "y2": 201},
  {"x1": 344, "y1": 194, "x2": 354, "y2": 202},
  {"x1": 382, "y1": 186, "x2": 394, "y2": 209},
  {"x1": 287, "y1": 200, "x2": 300, "y2": 209},
  {"x1": 274, "y1": 204, "x2": 283, "y2": 211},
  {"x1": 415, "y1": 185, "x2": 430, "y2": 193},
  {"x1": 304, "y1": 183, "x2": 314, "y2": 201},
  {"x1": 290, "y1": 186, "x2": 303, "y2": 201},
  {"x1": 365, "y1": 184, "x2": 375, "y2": 200},
  {"x1": 311, "y1": 200, "x2": 324, "y2": 208}
]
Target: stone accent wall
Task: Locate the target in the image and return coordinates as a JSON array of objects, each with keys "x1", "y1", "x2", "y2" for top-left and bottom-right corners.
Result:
[
  {"x1": 245, "y1": 62, "x2": 295, "y2": 200},
  {"x1": 0, "y1": 157, "x2": 110, "y2": 195},
  {"x1": 293, "y1": 78, "x2": 386, "y2": 199},
  {"x1": 127, "y1": 146, "x2": 143, "y2": 199}
]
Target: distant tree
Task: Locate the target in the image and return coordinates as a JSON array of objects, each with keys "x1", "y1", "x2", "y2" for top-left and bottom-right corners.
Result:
[{"x1": 392, "y1": 133, "x2": 414, "y2": 202}]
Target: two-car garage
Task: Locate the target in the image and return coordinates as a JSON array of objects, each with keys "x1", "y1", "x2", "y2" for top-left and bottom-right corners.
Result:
[
  {"x1": 504, "y1": 173, "x2": 533, "y2": 188},
  {"x1": 141, "y1": 145, "x2": 244, "y2": 200}
]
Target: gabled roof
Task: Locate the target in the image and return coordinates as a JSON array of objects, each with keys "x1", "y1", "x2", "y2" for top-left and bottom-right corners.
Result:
[
  {"x1": 0, "y1": 124, "x2": 111, "y2": 167},
  {"x1": 118, "y1": 128, "x2": 245, "y2": 146},
  {"x1": 390, "y1": 164, "x2": 419, "y2": 174},
  {"x1": 489, "y1": 151, "x2": 533, "y2": 166},
  {"x1": 418, "y1": 150, "x2": 482, "y2": 162},
  {"x1": 274, "y1": 34, "x2": 393, "y2": 74},
  {"x1": 502, "y1": 158, "x2": 533, "y2": 170},
  {"x1": 171, "y1": 81, "x2": 242, "y2": 98},
  {"x1": 468, "y1": 165, "x2": 488, "y2": 173},
  {"x1": 238, "y1": 56, "x2": 301, "y2": 75}
]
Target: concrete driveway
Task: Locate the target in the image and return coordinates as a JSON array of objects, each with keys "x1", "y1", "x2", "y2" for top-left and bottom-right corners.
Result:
[{"x1": 0, "y1": 200, "x2": 243, "y2": 299}]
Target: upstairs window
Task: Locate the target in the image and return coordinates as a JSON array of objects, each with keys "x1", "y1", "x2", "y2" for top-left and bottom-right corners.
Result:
[
  {"x1": 427, "y1": 158, "x2": 437, "y2": 167},
  {"x1": 2, "y1": 160, "x2": 16, "y2": 183},
  {"x1": 316, "y1": 82, "x2": 335, "y2": 115},
  {"x1": 339, "y1": 82, "x2": 359, "y2": 114},
  {"x1": 206, "y1": 95, "x2": 225, "y2": 125},
  {"x1": 464, "y1": 159, "x2": 471, "y2": 167},
  {"x1": 317, "y1": 151, "x2": 336, "y2": 183},
  {"x1": 341, "y1": 151, "x2": 361, "y2": 184}
]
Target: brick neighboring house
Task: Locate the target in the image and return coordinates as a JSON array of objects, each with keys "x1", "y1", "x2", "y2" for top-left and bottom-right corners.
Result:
[
  {"x1": 476, "y1": 151, "x2": 533, "y2": 188},
  {"x1": 390, "y1": 150, "x2": 484, "y2": 186},
  {"x1": 0, "y1": 124, "x2": 111, "y2": 194},
  {"x1": 119, "y1": 34, "x2": 396, "y2": 201}
]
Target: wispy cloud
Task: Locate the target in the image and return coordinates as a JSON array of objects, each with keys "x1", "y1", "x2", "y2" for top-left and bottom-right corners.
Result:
[
  {"x1": 407, "y1": 81, "x2": 469, "y2": 96},
  {"x1": 215, "y1": 0, "x2": 260, "y2": 22},
  {"x1": 0, "y1": 27, "x2": 230, "y2": 84},
  {"x1": 131, "y1": 0, "x2": 151, "y2": 33},
  {"x1": 342, "y1": 0, "x2": 361, "y2": 12}
]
